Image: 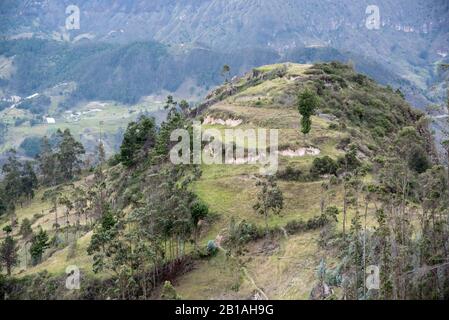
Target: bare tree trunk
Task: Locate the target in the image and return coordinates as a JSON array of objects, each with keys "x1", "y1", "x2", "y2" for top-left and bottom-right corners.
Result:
[
  {"x1": 24, "y1": 241, "x2": 28, "y2": 268},
  {"x1": 446, "y1": 87, "x2": 449, "y2": 191},
  {"x1": 363, "y1": 200, "x2": 368, "y2": 298},
  {"x1": 343, "y1": 184, "x2": 347, "y2": 238},
  {"x1": 265, "y1": 211, "x2": 269, "y2": 234}
]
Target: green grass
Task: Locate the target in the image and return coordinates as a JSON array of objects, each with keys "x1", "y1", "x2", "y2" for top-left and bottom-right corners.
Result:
[
  {"x1": 194, "y1": 65, "x2": 349, "y2": 240},
  {"x1": 17, "y1": 231, "x2": 98, "y2": 277},
  {"x1": 175, "y1": 250, "x2": 244, "y2": 299},
  {"x1": 0, "y1": 189, "x2": 51, "y2": 232},
  {"x1": 175, "y1": 230, "x2": 328, "y2": 300}
]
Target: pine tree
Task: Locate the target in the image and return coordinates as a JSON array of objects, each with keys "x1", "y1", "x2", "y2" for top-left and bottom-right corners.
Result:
[
  {"x1": 337, "y1": 145, "x2": 362, "y2": 238},
  {"x1": 120, "y1": 116, "x2": 156, "y2": 166},
  {"x1": 72, "y1": 186, "x2": 87, "y2": 238},
  {"x1": 56, "y1": 129, "x2": 85, "y2": 181},
  {"x1": 30, "y1": 228, "x2": 50, "y2": 265},
  {"x1": 58, "y1": 195, "x2": 73, "y2": 243},
  {"x1": 154, "y1": 112, "x2": 185, "y2": 158},
  {"x1": 347, "y1": 210, "x2": 363, "y2": 298},
  {"x1": 87, "y1": 208, "x2": 119, "y2": 273}
]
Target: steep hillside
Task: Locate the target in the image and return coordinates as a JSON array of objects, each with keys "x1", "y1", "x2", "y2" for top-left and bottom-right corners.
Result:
[
  {"x1": 172, "y1": 62, "x2": 437, "y2": 299},
  {"x1": 2, "y1": 62, "x2": 445, "y2": 300}
]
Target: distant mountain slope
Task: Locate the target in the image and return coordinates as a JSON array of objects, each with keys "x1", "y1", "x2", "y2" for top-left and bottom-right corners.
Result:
[
  {"x1": 0, "y1": 39, "x2": 433, "y2": 108},
  {"x1": 0, "y1": 39, "x2": 281, "y2": 104},
  {"x1": 2, "y1": 1, "x2": 448, "y2": 53},
  {"x1": 1, "y1": 0, "x2": 447, "y2": 107}
]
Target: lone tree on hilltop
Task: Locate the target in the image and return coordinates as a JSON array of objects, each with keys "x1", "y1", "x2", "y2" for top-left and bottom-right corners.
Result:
[
  {"x1": 298, "y1": 89, "x2": 319, "y2": 145},
  {"x1": 221, "y1": 64, "x2": 231, "y2": 83}
]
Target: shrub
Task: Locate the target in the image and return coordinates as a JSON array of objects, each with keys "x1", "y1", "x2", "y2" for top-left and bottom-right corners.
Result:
[
  {"x1": 285, "y1": 220, "x2": 307, "y2": 234},
  {"x1": 408, "y1": 146, "x2": 431, "y2": 173},
  {"x1": 206, "y1": 240, "x2": 218, "y2": 256},
  {"x1": 277, "y1": 165, "x2": 303, "y2": 181},
  {"x1": 107, "y1": 154, "x2": 121, "y2": 167},
  {"x1": 337, "y1": 137, "x2": 351, "y2": 150},
  {"x1": 285, "y1": 212, "x2": 335, "y2": 235},
  {"x1": 352, "y1": 74, "x2": 368, "y2": 86},
  {"x1": 310, "y1": 156, "x2": 339, "y2": 176},
  {"x1": 19, "y1": 218, "x2": 33, "y2": 238},
  {"x1": 225, "y1": 219, "x2": 263, "y2": 253},
  {"x1": 160, "y1": 281, "x2": 181, "y2": 300},
  {"x1": 371, "y1": 126, "x2": 386, "y2": 138},
  {"x1": 119, "y1": 116, "x2": 156, "y2": 167},
  {"x1": 324, "y1": 206, "x2": 339, "y2": 222}
]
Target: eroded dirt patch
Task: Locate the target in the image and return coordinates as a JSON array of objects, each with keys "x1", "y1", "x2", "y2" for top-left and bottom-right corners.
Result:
[
  {"x1": 203, "y1": 116, "x2": 243, "y2": 127},
  {"x1": 278, "y1": 147, "x2": 320, "y2": 157}
]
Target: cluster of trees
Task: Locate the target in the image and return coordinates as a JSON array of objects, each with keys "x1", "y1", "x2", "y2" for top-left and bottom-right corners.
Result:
[
  {"x1": 118, "y1": 96, "x2": 190, "y2": 167},
  {"x1": 1, "y1": 101, "x2": 204, "y2": 284},
  {"x1": 86, "y1": 108, "x2": 210, "y2": 298},
  {"x1": 316, "y1": 126, "x2": 449, "y2": 299},
  {"x1": 0, "y1": 221, "x2": 50, "y2": 276},
  {"x1": 87, "y1": 165, "x2": 208, "y2": 298},
  {"x1": 253, "y1": 175, "x2": 284, "y2": 232},
  {"x1": 0, "y1": 150, "x2": 38, "y2": 220},
  {"x1": 17, "y1": 95, "x2": 51, "y2": 115},
  {"x1": 0, "y1": 128, "x2": 85, "y2": 221},
  {"x1": 119, "y1": 116, "x2": 157, "y2": 167},
  {"x1": 37, "y1": 129, "x2": 85, "y2": 186},
  {"x1": 0, "y1": 128, "x2": 86, "y2": 276}
]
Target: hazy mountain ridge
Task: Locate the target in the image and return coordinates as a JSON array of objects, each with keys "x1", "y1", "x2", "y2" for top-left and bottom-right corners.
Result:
[
  {"x1": 2, "y1": 0, "x2": 448, "y2": 52},
  {"x1": 1, "y1": 0, "x2": 447, "y2": 105}
]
